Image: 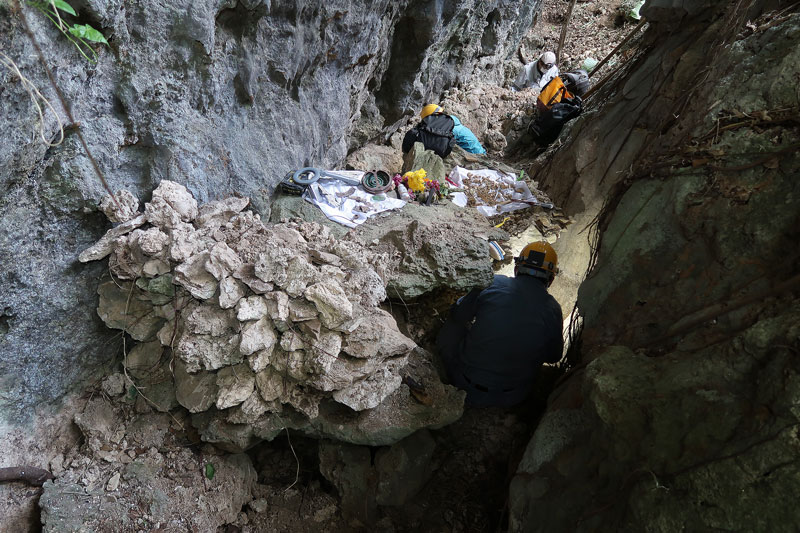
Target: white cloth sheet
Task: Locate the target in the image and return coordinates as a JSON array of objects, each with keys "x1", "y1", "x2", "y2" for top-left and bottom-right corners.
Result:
[
  {"x1": 449, "y1": 166, "x2": 544, "y2": 217},
  {"x1": 302, "y1": 171, "x2": 406, "y2": 228}
]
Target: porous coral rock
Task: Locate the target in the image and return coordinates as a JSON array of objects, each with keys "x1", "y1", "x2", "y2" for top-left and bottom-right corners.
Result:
[
  {"x1": 239, "y1": 316, "x2": 277, "y2": 357},
  {"x1": 235, "y1": 295, "x2": 270, "y2": 321},
  {"x1": 283, "y1": 256, "x2": 319, "y2": 297},
  {"x1": 218, "y1": 276, "x2": 246, "y2": 309},
  {"x1": 206, "y1": 242, "x2": 243, "y2": 280},
  {"x1": 289, "y1": 299, "x2": 318, "y2": 322},
  {"x1": 216, "y1": 364, "x2": 256, "y2": 410},
  {"x1": 174, "y1": 251, "x2": 218, "y2": 299},
  {"x1": 195, "y1": 196, "x2": 250, "y2": 228},
  {"x1": 255, "y1": 367, "x2": 292, "y2": 403},
  {"x1": 167, "y1": 221, "x2": 201, "y2": 262},
  {"x1": 175, "y1": 333, "x2": 242, "y2": 372},
  {"x1": 247, "y1": 348, "x2": 272, "y2": 373},
  {"x1": 264, "y1": 291, "x2": 290, "y2": 329},
  {"x1": 184, "y1": 302, "x2": 237, "y2": 336},
  {"x1": 129, "y1": 227, "x2": 170, "y2": 257},
  {"x1": 225, "y1": 391, "x2": 276, "y2": 424},
  {"x1": 343, "y1": 309, "x2": 416, "y2": 359},
  {"x1": 304, "y1": 280, "x2": 354, "y2": 329},
  {"x1": 232, "y1": 263, "x2": 273, "y2": 294},
  {"x1": 280, "y1": 330, "x2": 306, "y2": 352},
  {"x1": 332, "y1": 365, "x2": 404, "y2": 411},
  {"x1": 254, "y1": 246, "x2": 293, "y2": 286},
  {"x1": 145, "y1": 181, "x2": 198, "y2": 228},
  {"x1": 346, "y1": 268, "x2": 387, "y2": 308},
  {"x1": 78, "y1": 214, "x2": 146, "y2": 263},
  {"x1": 99, "y1": 190, "x2": 140, "y2": 223},
  {"x1": 86, "y1": 183, "x2": 449, "y2": 450}
]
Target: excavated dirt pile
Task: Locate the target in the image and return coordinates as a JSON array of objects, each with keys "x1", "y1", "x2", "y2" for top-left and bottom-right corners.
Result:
[{"x1": 79, "y1": 180, "x2": 464, "y2": 452}]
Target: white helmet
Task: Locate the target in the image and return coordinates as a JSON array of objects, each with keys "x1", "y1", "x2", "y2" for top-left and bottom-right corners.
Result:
[{"x1": 539, "y1": 51, "x2": 556, "y2": 68}]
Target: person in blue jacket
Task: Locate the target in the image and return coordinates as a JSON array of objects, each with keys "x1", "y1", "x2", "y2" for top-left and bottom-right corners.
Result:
[
  {"x1": 402, "y1": 104, "x2": 487, "y2": 157},
  {"x1": 436, "y1": 241, "x2": 563, "y2": 408}
]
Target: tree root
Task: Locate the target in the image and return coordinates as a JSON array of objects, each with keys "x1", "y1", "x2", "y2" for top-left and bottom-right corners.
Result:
[{"x1": 0, "y1": 466, "x2": 55, "y2": 486}]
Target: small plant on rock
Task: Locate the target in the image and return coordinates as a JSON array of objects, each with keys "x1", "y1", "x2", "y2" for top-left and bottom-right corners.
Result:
[{"x1": 26, "y1": 0, "x2": 108, "y2": 63}]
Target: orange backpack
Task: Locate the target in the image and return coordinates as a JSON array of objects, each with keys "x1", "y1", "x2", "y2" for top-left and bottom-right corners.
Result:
[{"x1": 537, "y1": 76, "x2": 573, "y2": 113}]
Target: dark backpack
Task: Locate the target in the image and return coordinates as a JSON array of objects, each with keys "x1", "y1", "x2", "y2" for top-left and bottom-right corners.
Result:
[
  {"x1": 529, "y1": 96, "x2": 583, "y2": 146},
  {"x1": 561, "y1": 70, "x2": 591, "y2": 97},
  {"x1": 402, "y1": 114, "x2": 456, "y2": 158}
]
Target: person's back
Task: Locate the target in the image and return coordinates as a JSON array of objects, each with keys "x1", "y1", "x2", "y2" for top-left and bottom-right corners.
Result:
[
  {"x1": 402, "y1": 104, "x2": 486, "y2": 156},
  {"x1": 436, "y1": 241, "x2": 564, "y2": 407},
  {"x1": 402, "y1": 110, "x2": 456, "y2": 158},
  {"x1": 459, "y1": 274, "x2": 562, "y2": 395}
]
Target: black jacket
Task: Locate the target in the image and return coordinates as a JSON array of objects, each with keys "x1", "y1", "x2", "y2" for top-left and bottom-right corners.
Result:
[
  {"x1": 402, "y1": 114, "x2": 456, "y2": 158},
  {"x1": 437, "y1": 274, "x2": 563, "y2": 406}
]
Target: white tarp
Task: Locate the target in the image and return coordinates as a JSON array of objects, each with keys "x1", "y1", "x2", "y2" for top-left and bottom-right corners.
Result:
[
  {"x1": 302, "y1": 171, "x2": 406, "y2": 228},
  {"x1": 449, "y1": 166, "x2": 546, "y2": 217}
]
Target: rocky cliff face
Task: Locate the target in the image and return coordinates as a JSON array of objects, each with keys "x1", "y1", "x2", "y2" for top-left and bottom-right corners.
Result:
[
  {"x1": 0, "y1": 0, "x2": 539, "y2": 435},
  {"x1": 510, "y1": 1, "x2": 800, "y2": 530}
]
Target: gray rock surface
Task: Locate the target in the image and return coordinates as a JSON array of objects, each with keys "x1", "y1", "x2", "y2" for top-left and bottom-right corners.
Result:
[
  {"x1": 269, "y1": 195, "x2": 508, "y2": 299},
  {"x1": 0, "y1": 0, "x2": 541, "y2": 442},
  {"x1": 402, "y1": 142, "x2": 446, "y2": 182},
  {"x1": 509, "y1": 5, "x2": 800, "y2": 532},
  {"x1": 318, "y1": 429, "x2": 437, "y2": 524}
]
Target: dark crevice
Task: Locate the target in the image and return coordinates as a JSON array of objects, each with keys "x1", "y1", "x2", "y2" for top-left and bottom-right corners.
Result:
[
  {"x1": 480, "y1": 9, "x2": 502, "y2": 56},
  {"x1": 375, "y1": 14, "x2": 436, "y2": 125},
  {"x1": 215, "y1": 1, "x2": 267, "y2": 41}
]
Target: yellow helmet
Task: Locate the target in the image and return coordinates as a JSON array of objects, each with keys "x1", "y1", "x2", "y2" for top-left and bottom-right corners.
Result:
[
  {"x1": 514, "y1": 241, "x2": 559, "y2": 284},
  {"x1": 420, "y1": 104, "x2": 443, "y2": 119}
]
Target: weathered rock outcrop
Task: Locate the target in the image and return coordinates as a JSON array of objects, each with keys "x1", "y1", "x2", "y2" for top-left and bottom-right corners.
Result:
[
  {"x1": 0, "y1": 0, "x2": 541, "y2": 440},
  {"x1": 510, "y1": 2, "x2": 800, "y2": 531},
  {"x1": 81, "y1": 181, "x2": 464, "y2": 450}
]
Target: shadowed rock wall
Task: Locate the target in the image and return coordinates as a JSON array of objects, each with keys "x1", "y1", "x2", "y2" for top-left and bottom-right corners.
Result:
[
  {"x1": 0, "y1": 0, "x2": 539, "y2": 435},
  {"x1": 510, "y1": 1, "x2": 800, "y2": 530}
]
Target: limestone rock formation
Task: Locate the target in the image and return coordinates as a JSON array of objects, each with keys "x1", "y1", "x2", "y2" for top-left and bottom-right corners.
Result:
[
  {"x1": 81, "y1": 181, "x2": 463, "y2": 450},
  {"x1": 0, "y1": 0, "x2": 542, "y2": 448},
  {"x1": 509, "y1": 3, "x2": 800, "y2": 531}
]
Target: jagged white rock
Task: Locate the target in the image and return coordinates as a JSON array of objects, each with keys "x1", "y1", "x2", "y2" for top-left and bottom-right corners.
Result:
[
  {"x1": 83, "y1": 181, "x2": 434, "y2": 450},
  {"x1": 219, "y1": 276, "x2": 246, "y2": 309},
  {"x1": 78, "y1": 214, "x2": 146, "y2": 263},
  {"x1": 236, "y1": 296, "x2": 270, "y2": 322},
  {"x1": 216, "y1": 364, "x2": 256, "y2": 410},
  {"x1": 100, "y1": 190, "x2": 140, "y2": 223},
  {"x1": 174, "y1": 251, "x2": 218, "y2": 300},
  {"x1": 304, "y1": 280, "x2": 354, "y2": 329},
  {"x1": 332, "y1": 366, "x2": 403, "y2": 411},
  {"x1": 239, "y1": 317, "x2": 277, "y2": 356}
]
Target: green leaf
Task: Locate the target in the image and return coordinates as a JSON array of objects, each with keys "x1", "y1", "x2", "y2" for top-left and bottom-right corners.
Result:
[
  {"x1": 204, "y1": 463, "x2": 215, "y2": 480},
  {"x1": 68, "y1": 23, "x2": 108, "y2": 45},
  {"x1": 51, "y1": 0, "x2": 76, "y2": 16}
]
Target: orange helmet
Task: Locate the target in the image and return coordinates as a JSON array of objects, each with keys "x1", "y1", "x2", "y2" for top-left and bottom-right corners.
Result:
[{"x1": 514, "y1": 241, "x2": 558, "y2": 285}]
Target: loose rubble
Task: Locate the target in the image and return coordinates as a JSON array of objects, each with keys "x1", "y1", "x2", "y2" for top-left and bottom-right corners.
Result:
[{"x1": 80, "y1": 181, "x2": 464, "y2": 450}]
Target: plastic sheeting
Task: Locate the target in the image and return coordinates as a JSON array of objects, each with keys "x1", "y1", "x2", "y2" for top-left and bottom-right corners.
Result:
[
  {"x1": 449, "y1": 166, "x2": 545, "y2": 217},
  {"x1": 302, "y1": 170, "x2": 406, "y2": 228}
]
